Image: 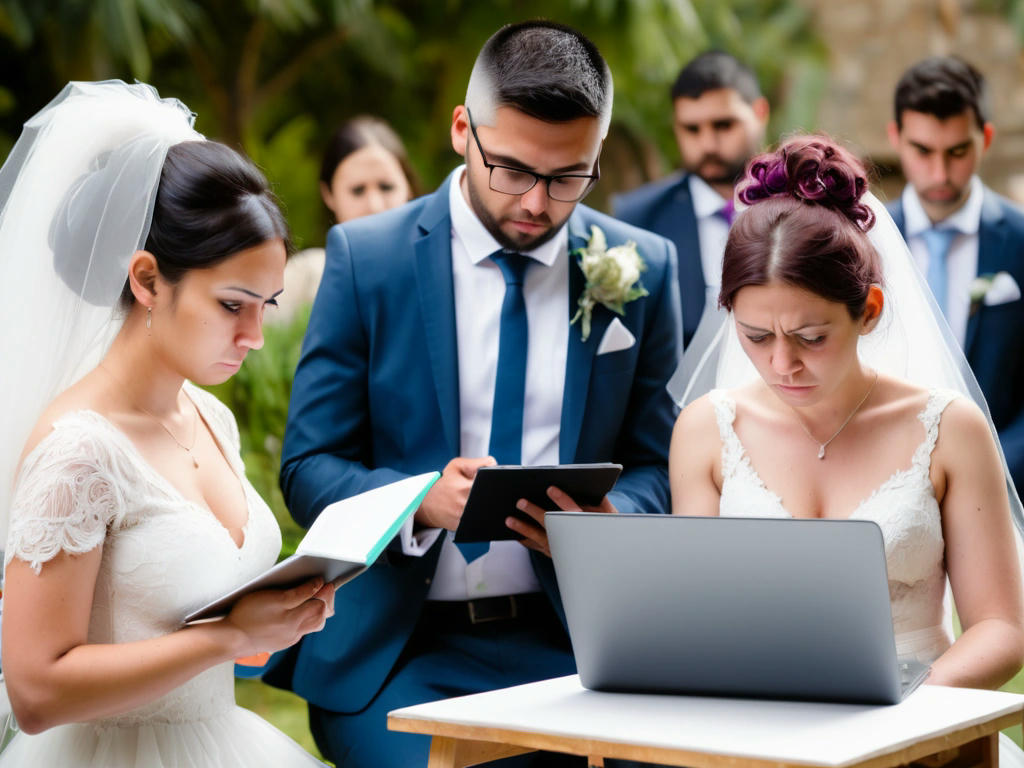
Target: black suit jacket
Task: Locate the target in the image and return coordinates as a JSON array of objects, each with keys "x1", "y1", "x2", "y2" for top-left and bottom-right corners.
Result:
[{"x1": 614, "y1": 173, "x2": 706, "y2": 347}]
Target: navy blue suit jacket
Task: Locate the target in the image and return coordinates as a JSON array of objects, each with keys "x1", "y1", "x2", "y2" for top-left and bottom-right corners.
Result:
[
  {"x1": 269, "y1": 173, "x2": 682, "y2": 713},
  {"x1": 613, "y1": 172, "x2": 704, "y2": 347},
  {"x1": 889, "y1": 188, "x2": 1024, "y2": 494}
]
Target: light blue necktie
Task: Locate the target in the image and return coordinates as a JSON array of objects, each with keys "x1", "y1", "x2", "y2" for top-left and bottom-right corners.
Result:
[
  {"x1": 455, "y1": 250, "x2": 530, "y2": 565},
  {"x1": 921, "y1": 228, "x2": 957, "y2": 317}
]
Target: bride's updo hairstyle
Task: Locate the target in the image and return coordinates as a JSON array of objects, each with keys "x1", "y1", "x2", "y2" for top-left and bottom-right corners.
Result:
[
  {"x1": 119, "y1": 140, "x2": 291, "y2": 308},
  {"x1": 719, "y1": 136, "x2": 882, "y2": 320}
]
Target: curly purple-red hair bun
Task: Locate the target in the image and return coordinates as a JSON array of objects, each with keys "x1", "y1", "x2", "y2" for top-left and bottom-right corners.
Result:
[{"x1": 738, "y1": 136, "x2": 875, "y2": 232}]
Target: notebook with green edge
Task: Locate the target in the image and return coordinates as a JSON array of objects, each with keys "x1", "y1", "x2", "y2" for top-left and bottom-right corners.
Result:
[{"x1": 184, "y1": 471, "x2": 439, "y2": 623}]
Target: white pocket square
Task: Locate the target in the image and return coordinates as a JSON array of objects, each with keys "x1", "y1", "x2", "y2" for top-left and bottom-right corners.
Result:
[
  {"x1": 596, "y1": 317, "x2": 636, "y2": 355},
  {"x1": 984, "y1": 271, "x2": 1021, "y2": 306}
]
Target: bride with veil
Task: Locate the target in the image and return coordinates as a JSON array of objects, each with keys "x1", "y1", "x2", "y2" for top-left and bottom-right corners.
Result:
[
  {"x1": 0, "y1": 81, "x2": 333, "y2": 766},
  {"x1": 669, "y1": 136, "x2": 1024, "y2": 761}
]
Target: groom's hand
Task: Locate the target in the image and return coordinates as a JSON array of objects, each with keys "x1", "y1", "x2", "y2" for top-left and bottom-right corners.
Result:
[
  {"x1": 507, "y1": 486, "x2": 619, "y2": 558},
  {"x1": 415, "y1": 455, "x2": 497, "y2": 531}
]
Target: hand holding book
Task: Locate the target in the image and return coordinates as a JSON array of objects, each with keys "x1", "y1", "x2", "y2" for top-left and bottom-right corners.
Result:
[{"x1": 186, "y1": 471, "x2": 439, "y2": 624}]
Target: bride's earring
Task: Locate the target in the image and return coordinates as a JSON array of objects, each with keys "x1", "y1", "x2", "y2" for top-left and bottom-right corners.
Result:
[{"x1": 146, "y1": 306, "x2": 152, "y2": 330}]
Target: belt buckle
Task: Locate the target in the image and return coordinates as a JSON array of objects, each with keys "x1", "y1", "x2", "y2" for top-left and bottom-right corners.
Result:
[{"x1": 468, "y1": 596, "x2": 518, "y2": 624}]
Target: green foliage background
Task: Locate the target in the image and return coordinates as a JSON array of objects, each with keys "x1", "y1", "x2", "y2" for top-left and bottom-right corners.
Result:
[{"x1": 0, "y1": 0, "x2": 827, "y2": 249}]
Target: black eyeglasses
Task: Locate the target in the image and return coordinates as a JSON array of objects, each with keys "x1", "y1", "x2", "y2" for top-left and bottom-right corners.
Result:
[{"x1": 466, "y1": 108, "x2": 600, "y2": 203}]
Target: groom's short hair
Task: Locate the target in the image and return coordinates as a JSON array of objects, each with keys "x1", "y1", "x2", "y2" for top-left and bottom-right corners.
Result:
[
  {"x1": 671, "y1": 51, "x2": 762, "y2": 104},
  {"x1": 893, "y1": 56, "x2": 989, "y2": 130},
  {"x1": 464, "y1": 21, "x2": 614, "y2": 138}
]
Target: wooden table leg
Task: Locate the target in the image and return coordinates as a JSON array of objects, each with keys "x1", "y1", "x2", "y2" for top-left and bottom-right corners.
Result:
[
  {"x1": 427, "y1": 736, "x2": 459, "y2": 768},
  {"x1": 426, "y1": 735, "x2": 536, "y2": 768},
  {"x1": 909, "y1": 732, "x2": 1000, "y2": 768},
  {"x1": 588, "y1": 757, "x2": 605, "y2": 768},
  {"x1": 979, "y1": 732, "x2": 998, "y2": 768}
]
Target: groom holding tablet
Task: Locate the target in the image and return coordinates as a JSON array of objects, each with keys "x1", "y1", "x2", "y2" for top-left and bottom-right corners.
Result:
[{"x1": 269, "y1": 20, "x2": 681, "y2": 768}]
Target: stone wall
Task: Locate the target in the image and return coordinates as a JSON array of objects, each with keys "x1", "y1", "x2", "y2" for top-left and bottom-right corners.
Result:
[{"x1": 806, "y1": 0, "x2": 1024, "y2": 204}]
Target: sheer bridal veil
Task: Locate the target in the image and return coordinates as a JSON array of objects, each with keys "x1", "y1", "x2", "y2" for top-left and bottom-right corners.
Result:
[
  {"x1": 0, "y1": 81, "x2": 201, "y2": 549},
  {"x1": 667, "y1": 191, "x2": 1024, "y2": 535}
]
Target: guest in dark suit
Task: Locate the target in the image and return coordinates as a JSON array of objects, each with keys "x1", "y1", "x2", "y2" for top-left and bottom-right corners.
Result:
[
  {"x1": 886, "y1": 55, "x2": 1024, "y2": 494},
  {"x1": 614, "y1": 51, "x2": 769, "y2": 346},
  {"x1": 267, "y1": 21, "x2": 681, "y2": 768}
]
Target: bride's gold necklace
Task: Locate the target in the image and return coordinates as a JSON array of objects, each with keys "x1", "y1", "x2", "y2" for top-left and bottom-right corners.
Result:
[
  {"x1": 793, "y1": 371, "x2": 878, "y2": 460},
  {"x1": 98, "y1": 363, "x2": 200, "y2": 469}
]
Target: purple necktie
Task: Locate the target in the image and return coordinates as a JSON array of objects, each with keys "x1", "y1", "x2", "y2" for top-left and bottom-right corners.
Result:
[{"x1": 719, "y1": 199, "x2": 735, "y2": 226}]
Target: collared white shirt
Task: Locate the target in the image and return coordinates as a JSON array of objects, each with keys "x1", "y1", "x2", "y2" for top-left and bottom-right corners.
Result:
[
  {"x1": 689, "y1": 174, "x2": 732, "y2": 296},
  {"x1": 902, "y1": 175, "x2": 983, "y2": 348},
  {"x1": 401, "y1": 166, "x2": 568, "y2": 599}
]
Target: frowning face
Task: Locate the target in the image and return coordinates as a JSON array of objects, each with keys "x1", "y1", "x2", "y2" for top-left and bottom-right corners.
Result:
[{"x1": 732, "y1": 280, "x2": 874, "y2": 408}]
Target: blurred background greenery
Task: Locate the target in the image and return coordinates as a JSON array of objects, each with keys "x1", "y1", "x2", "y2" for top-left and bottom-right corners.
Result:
[
  {"x1": 3, "y1": 0, "x2": 1024, "y2": 761},
  {"x1": 0, "y1": 0, "x2": 832, "y2": 249}
]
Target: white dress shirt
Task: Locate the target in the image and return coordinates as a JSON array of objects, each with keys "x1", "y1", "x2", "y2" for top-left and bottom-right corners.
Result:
[
  {"x1": 689, "y1": 174, "x2": 732, "y2": 295},
  {"x1": 401, "y1": 166, "x2": 569, "y2": 600},
  {"x1": 901, "y1": 175, "x2": 983, "y2": 349}
]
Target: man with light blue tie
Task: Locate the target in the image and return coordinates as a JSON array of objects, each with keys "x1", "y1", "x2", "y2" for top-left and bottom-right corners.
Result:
[
  {"x1": 267, "y1": 20, "x2": 681, "y2": 768},
  {"x1": 886, "y1": 55, "x2": 1024, "y2": 494}
]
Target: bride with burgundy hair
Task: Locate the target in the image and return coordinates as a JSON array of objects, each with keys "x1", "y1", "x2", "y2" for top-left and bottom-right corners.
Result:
[{"x1": 670, "y1": 135, "x2": 1024, "y2": 759}]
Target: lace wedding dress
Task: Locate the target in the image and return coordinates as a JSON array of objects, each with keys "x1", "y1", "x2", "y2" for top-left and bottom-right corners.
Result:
[
  {"x1": 710, "y1": 387, "x2": 1024, "y2": 765},
  {"x1": 0, "y1": 383, "x2": 324, "y2": 767}
]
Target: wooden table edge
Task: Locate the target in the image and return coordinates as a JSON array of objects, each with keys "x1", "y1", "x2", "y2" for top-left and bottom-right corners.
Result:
[{"x1": 389, "y1": 709, "x2": 1021, "y2": 768}]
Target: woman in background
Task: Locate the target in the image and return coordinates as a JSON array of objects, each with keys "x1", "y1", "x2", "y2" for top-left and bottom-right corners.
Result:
[
  {"x1": 319, "y1": 115, "x2": 420, "y2": 224},
  {"x1": 276, "y1": 116, "x2": 420, "y2": 323}
]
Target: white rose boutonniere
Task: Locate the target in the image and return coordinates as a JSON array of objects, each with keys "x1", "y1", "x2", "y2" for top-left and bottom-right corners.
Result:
[{"x1": 570, "y1": 225, "x2": 649, "y2": 342}]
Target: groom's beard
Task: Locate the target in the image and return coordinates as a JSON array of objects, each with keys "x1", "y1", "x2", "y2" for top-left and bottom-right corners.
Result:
[{"x1": 467, "y1": 178, "x2": 568, "y2": 252}]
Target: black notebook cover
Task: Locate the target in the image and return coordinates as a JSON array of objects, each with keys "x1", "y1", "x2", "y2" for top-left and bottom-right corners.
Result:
[{"x1": 454, "y1": 463, "x2": 622, "y2": 543}]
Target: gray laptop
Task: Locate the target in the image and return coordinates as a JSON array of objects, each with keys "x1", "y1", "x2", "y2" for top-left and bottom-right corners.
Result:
[{"x1": 545, "y1": 513, "x2": 930, "y2": 705}]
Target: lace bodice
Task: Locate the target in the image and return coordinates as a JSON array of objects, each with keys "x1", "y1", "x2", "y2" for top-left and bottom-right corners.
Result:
[
  {"x1": 4, "y1": 382, "x2": 282, "y2": 725},
  {"x1": 711, "y1": 387, "x2": 957, "y2": 662}
]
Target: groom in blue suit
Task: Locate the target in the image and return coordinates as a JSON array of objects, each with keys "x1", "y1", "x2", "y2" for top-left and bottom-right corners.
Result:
[
  {"x1": 886, "y1": 56, "x2": 1024, "y2": 494},
  {"x1": 269, "y1": 21, "x2": 681, "y2": 768}
]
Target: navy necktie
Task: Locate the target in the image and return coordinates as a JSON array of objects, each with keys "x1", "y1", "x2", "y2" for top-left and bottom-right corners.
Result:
[
  {"x1": 921, "y1": 228, "x2": 957, "y2": 317},
  {"x1": 455, "y1": 250, "x2": 530, "y2": 565}
]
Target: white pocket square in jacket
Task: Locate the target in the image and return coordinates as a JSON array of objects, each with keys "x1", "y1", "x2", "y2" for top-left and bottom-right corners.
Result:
[
  {"x1": 596, "y1": 317, "x2": 636, "y2": 355},
  {"x1": 970, "y1": 271, "x2": 1021, "y2": 308}
]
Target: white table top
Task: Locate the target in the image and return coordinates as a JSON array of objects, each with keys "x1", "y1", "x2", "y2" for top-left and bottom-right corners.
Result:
[{"x1": 388, "y1": 675, "x2": 1024, "y2": 767}]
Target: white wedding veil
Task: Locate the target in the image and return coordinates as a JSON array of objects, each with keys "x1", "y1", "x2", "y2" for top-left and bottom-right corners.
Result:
[
  {"x1": 667, "y1": 191, "x2": 1024, "y2": 534},
  {"x1": 0, "y1": 81, "x2": 202, "y2": 548}
]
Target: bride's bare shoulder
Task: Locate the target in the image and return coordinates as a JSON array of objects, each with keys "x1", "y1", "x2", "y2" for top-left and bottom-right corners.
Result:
[
  {"x1": 19, "y1": 371, "x2": 111, "y2": 461},
  {"x1": 674, "y1": 390, "x2": 723, "y2": 433}
]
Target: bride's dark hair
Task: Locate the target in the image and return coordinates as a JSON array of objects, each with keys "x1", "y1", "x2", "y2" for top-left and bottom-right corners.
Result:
[
  {"x1": 121, "y1": 140, "x2": 291, "y2": 308},
  {"x1": 719, "y1": 136, "x2": 882, "y2": 319}
]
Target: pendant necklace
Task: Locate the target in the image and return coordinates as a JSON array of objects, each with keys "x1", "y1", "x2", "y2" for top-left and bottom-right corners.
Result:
[
  {"x1": 794, "y1": 371, "x2": 878, "y2": 460},
  {"x1": 98, "y1": 363, "x2": 200, "y2": 468}
]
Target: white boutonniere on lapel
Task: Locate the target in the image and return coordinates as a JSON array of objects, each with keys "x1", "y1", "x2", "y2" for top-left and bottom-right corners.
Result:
[
  {"x1": 570, "y1": 225, "x2": 648, "y2": 342},
  {"x1": 968, "y1": 271, "x2": 1022, "y2": 316}
]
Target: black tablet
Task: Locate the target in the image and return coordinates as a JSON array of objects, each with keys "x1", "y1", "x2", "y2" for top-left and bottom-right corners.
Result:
[{"x1": 454, "y1": 463, "x2": 623, "y2": 543}]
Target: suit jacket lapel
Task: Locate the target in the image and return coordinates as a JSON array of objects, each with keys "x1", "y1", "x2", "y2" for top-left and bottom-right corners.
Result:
[
  {"x1": 966, "y1": 189, "x2": 1007, "y2": 357},
  {"x1": 560, "y1": 213, "x2": 611, "y2": 463},
  {"x1": 675, "y1": 175, "x2": 705, "y2": 336},
  {"x1": 414, "y1": 174, "x2": 460, "y2": 457}
]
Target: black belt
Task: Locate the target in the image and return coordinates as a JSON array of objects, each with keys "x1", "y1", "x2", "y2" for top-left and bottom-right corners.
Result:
[{"x1": 421, "y1": 593, "x2": 553, "y2": 630}]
